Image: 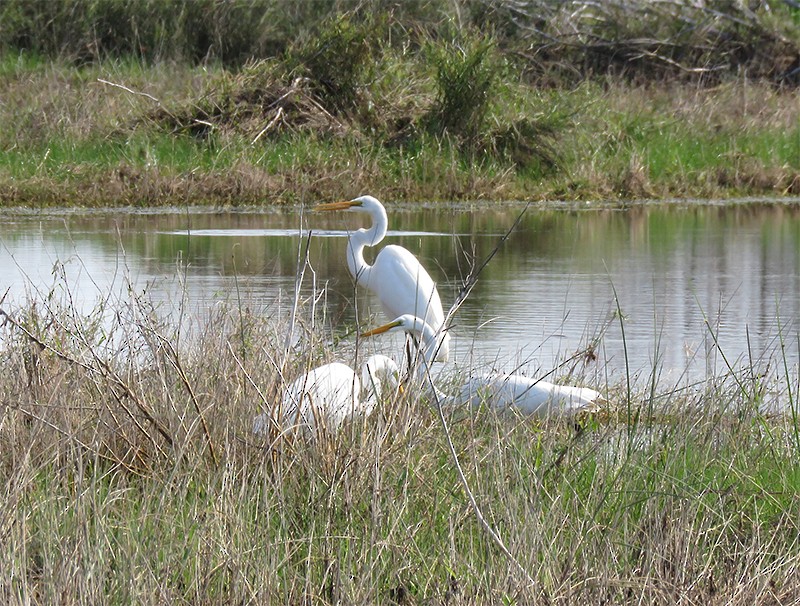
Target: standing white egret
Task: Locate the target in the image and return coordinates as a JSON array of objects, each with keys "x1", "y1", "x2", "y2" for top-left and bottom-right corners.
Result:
[
  {"x1": 252, "y1": 354, "x2": 401, "y2": 437},
  {"x1": 362, "y1": 315, "x2": 601, "y2": 418},
  {"x1": 315, "y1": 195, "x2": 451, "y2": 362}
]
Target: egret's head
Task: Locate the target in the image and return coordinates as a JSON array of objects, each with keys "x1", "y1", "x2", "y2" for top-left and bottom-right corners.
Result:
[
  {"x1": 361, "y1": 314, "x2": 441, "y2": 360},
  {"x1": 315, "y1": 195, "x2": 380, "y2": 214},
  {"x1": 360, "y1": 316, "x2": 412, "y2": 338}
]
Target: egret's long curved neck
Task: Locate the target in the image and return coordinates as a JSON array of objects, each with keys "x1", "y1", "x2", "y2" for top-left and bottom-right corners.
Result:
[
  {"x1": 361, "y1": 315, "x2": 449, "y2": 404},
  {"x1": 410, "y1": 318, "x2": 439, "y2": 369},
  {"x1": 407, "y1": 317, "x2": 449, "y2": 402},
  {"x1": 346, "y1": 205, "x2": 388, "y2": 285}
]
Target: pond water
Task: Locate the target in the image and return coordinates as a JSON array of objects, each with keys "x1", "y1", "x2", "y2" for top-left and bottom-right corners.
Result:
[{"x1": 1, "y1": 200, "x2": 799, "y2": 389}]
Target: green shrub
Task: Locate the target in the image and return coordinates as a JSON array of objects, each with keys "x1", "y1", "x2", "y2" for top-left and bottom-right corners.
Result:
[
  {"x1": 287, "y1": 14, "x2": 378, "y2": 115},
  {"x1": 425, "y1": 31, "x2": 499, "y2": 142}
]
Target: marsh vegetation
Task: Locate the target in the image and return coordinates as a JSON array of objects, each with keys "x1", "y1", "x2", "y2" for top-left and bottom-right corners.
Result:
[
  {"x1": 0, "y1": 0, "x2": 798, "y2": 206},
  {"x1": 2, "y1": 2, "x2": 800, "y2": 603},
  {"x1": 1, "y1": 266, "x2": 799, "y2": 604}
]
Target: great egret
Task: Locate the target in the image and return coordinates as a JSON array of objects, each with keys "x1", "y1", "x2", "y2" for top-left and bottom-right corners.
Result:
[
  {"x1": 315, "y1": 195, "x2": 451, "y2": 362},
  {"x1": 252, "y1": 354, "x2": 401, "y2": 437},
  {"x1": 361, "y1": 315, "x2": 601, "y2": 418}
]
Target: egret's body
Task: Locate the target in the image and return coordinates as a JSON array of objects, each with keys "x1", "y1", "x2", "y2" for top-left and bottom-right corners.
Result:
[
  {"x1": 362, "y1": 315, "x2": 600, "y2": 418},
  {"x1": 252, "y1": 355, "x2": 400, "y2": 436},
  {"x1": 316, "y1": 195, "x2": 450, "y2": 361},
  {"x1": 454, "y1": 374, "x2": 600, "y2": 416}
]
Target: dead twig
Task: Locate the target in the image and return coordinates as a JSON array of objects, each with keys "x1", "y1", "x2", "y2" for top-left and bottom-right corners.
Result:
[
  {"x1": 252, "y1": 106, "x2": 285, "y2": 144},
  {"x1": 422, "y1": 361, "x2": 542, "y2": 594},
  {"x1": 444, "y1": 202, "x2": 530, "y2": 326},
  {"x1": 97, "y1": 78, "x2": 161, "y2": 104},
  {"x1": 156, "y1": 333, "x2": 219, "y2": 465},
  {"x1": 417, "y1": 204, "x2": 539, "y2": 590}
]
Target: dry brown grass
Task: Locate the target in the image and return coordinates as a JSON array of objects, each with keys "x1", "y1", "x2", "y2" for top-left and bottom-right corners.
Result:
[
  {"x1": 0, "y1": 259, "x2": 799, "y2": 604},
  {"x1": 0, "y1": 61, "x2": 201, "y2": 148}
]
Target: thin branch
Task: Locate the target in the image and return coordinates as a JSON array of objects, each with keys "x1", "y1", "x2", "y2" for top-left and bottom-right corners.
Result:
[
  {"x1": 97, "y1": 78, "x2": 161, "y2": 104},
  {"x1": 227, "y1": 339, "x2": 281, "y2": 437},
  {"x1": 252, "y1": 106, "x2": 285, "y2": 144},
  {"x1": 283, "y1": 229, "x2": 314, "y2": 357},
  {"x1": 157, "y1": 333, "x2": 219, "y2": 464},
  {"x1": 0, "y1": 306, "x2": 93, "y2": 371},
  {"x1": 445, "y1": 202, "x2": 530, "y2": 325},
  {"x1": 0, "y1": 304, "x2": 174, "y2": 455},
  {"x1": 415, "y1": 204, "x2": 540, "y2": 590}
]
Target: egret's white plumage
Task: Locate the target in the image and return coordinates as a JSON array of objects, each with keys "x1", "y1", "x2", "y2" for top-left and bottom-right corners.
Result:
[
  {"x1": 315, "y1": 195, "x2": 450, "y2": 361},
  {"x1": 452, "y1": 374, "x2": 600, "y2": 416},
  {"x1": 252, "y1": 354, "x2": 400, "y2": 436},
  {"x1": 362, "y1": 314, "x2": 600, "y2": 418}
]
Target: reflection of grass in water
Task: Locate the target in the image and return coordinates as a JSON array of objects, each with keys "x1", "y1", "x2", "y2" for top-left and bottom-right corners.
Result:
[{"x1": 1, "y1": 265, "x2": 800, "y2": 604}]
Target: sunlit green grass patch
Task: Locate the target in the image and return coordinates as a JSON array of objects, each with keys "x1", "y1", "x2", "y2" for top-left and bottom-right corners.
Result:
[{"x1": 0, "y1": 134, "x2": 223, "y2": 178}]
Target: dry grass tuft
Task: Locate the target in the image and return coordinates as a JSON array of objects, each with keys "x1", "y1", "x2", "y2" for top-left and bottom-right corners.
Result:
[{"x1": 147, "y1": 60, "x2": 355, "y2": 141}]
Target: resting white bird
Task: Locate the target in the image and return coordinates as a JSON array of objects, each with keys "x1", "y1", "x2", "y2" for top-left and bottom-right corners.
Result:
[
  {"x1": 361, "y1": 315, "x2": 601, "y2": 418},
  {"x1": 315, "y1": 195, "x2": 451, "y2": 362},
  {"x1": 252, "y1": 354, "x2": 401, "y2": 437}
]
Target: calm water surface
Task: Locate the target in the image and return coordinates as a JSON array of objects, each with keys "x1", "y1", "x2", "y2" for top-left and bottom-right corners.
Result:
[{"x1": 2, "y1": 201, "x2": 799, "y2": 387}]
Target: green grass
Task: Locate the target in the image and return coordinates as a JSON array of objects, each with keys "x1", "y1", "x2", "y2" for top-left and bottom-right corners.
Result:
[
  {"x1": 629, "y1": 116, "x2": 799, "y2": 178},
  {"x1": 0, "y1": 135, "x2": 215, "y2": 177},
  {"x1": 0, "y1": 50, "x2": 48, "y2": 77}
]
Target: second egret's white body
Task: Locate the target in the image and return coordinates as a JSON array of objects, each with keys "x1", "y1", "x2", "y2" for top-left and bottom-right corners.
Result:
[
  {"x1": 454, "y1": 373, "x2": 600, "y2": 417},
  {"x1": 362, "y1": 314, "x2": 600, "y2": 418},
  {"x1": 253, "y1": 354, "x2": 400, "y2": 436},
  {"x1": 316, "y1": 195, "x2": 451, "y2": 361}
]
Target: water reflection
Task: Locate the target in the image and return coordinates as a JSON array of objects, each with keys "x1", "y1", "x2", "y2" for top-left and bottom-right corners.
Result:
[{"x1": 1, "y1": 202, "x2": 798, "y2": 387}]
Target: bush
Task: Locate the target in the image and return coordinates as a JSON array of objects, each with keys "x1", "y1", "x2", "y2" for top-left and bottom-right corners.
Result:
[
  {"x1": 425, "y1": 31, "x2": 499, "y2": 142},
  {"x1": 287, "y1": 14, "x2": 379, "y2": 115}
]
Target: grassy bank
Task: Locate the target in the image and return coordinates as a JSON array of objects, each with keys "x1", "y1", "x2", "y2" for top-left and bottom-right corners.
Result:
[
  {"x1": 1, "y1": 272, "x2": 799, "y2": 604},
  {"x1": 1, "y1": 54, "x2": 797, "y2": 207},
  {"x1": 1, "y1": 1, "x2": 799, "y2": 207}
]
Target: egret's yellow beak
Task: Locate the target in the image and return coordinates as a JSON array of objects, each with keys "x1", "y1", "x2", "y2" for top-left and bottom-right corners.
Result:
[
  {"x1": 360, "y1": 319, "x2": 401, "y2": 338},
  {"x1": 314, "y1": 200, "x2": 361, "y2": 212}
]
